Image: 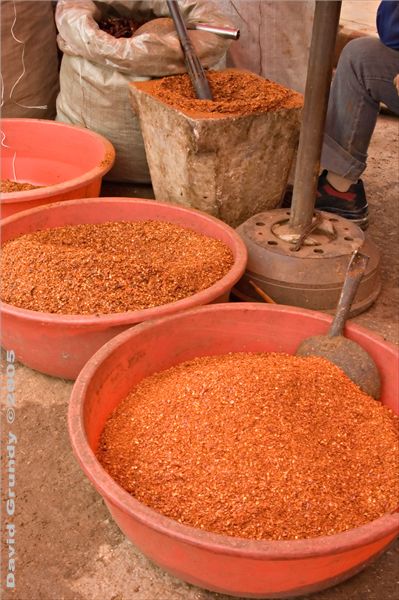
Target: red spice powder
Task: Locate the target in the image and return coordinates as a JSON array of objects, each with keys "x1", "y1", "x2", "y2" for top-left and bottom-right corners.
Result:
[
  {"x1": 133, "y1": 69, "x2": 303, "y2": 118},
  {"x1": 0, "y1": 221, "x2": 233, "y2": 314},
  {"x1": 98, "y1": 352, "x2": 399, "y2": 541},
  {"x1": 1, "y1": 179, "x2": 41, "y2": 193}
]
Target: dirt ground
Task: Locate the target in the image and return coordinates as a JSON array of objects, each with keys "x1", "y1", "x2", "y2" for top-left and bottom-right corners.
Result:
[{"x1": 1, "y1": 113, "x2": 398, "y2": 600}]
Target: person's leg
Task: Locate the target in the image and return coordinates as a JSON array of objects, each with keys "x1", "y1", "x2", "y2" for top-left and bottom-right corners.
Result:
[
  {"x1": 315, "y1": 36, "x2": 399, "y2": 227},
  {"x1": 321, "y1": 36, "x2": 399, "y2": 183},
  {"x1": 283, "y1": 37, "x2": 399, "y2": 227}
]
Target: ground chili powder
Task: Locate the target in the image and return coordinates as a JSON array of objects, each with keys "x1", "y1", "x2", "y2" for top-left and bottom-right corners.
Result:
[
  {"x1": 1, "y1": 179, "x2": 41, "y2": 193},
  {"x1": 97, "y1": 352, "x2": 399, "y2": 541},
  {"x1": 0, "y1": 221, "x2": 233, "y2": 314},
  {"x1": 134, "y1": 69, "x2": 303, "y2": 118}
]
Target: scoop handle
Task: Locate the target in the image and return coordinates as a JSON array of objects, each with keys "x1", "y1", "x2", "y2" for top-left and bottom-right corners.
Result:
[
  {"x1": 328, "y1": 250, "x2": 369, "y2": 338},
  {"x1": 192, "y1": 24, "x2": 240, "y2": 40}
]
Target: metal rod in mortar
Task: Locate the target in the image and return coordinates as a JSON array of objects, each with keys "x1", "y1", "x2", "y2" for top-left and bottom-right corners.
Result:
[
  {"x1": 289, "y1": 1, "x2": 341, "y2": 232},
  {"x1": 167, "y1": 0, "x2": 213, "y2": 100}
]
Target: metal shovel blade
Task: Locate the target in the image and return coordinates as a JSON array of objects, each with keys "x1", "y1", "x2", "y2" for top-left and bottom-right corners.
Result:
[{"x1": 296, "y1": 250, "x2": 381, "y2": 399}]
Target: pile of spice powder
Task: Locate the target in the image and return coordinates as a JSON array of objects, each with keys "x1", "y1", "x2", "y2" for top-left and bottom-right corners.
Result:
[
  {"x1": 97, "y1": 353, "x2": 399, "y2": 541},
  {"x1": 134, "y1": 69, "x2": 303, "y2": 118},
  {"x1": 0, "y1": 221, "x2": 234, "y2": 314},
  {"x1": 1, "y1": 179, "x2": 41, "y2": 193}
]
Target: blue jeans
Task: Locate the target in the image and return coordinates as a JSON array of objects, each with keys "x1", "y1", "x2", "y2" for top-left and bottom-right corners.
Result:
[{"x1": 321, "y1": 37, "x2": 399, "y2": 180}]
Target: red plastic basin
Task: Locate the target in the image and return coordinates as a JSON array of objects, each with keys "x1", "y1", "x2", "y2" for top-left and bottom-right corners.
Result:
[
  {"x1": 1, "y1": 119, "x2": 115, "y2": 217},
  {"x1": 69, "y1": 304, "x2": 399, "y2": 598},
  {"x1": 0, "y1": 198, "x2": 247, "y2": 379}
]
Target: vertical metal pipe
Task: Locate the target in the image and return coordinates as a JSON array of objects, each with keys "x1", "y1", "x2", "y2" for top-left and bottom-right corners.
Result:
[{"x1": 289, "y1": 1, "x2": 341, "y2": 232}]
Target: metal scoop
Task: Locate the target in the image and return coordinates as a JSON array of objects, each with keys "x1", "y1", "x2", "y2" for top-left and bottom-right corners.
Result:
[{"x1": 296, "y1": 250, "x2": 381, "y2": 399}]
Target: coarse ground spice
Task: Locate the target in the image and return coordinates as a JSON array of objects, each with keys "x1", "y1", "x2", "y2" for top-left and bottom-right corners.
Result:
[
  {"x1": 97, "y1": 352, "x2": 399, "y2": 541},
  {"x1": 1, "y1": 179, "x2": 41, "y2": 193},
  {"x1": 0, "y1": 221, "x2": 233, "y2": 314},
  {"x1": 134, "y1": 69, "x2": 303, "y2": 118}
]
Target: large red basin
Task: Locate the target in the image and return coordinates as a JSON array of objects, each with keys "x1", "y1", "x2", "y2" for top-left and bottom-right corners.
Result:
[
  {"x1": 1, "y1": 118, "x2": 115, "y2": 217},
  {"x1": 69, "y1": 304, "x2": 399, "y2": 598},
  {"x1": 0, "y1": 198, "x2": 247, "y2": 379}
]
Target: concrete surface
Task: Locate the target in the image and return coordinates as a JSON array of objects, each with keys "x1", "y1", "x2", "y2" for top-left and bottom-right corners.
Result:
[{"x1": 1, "y1": 113, "x2": 398, "y2": 600}]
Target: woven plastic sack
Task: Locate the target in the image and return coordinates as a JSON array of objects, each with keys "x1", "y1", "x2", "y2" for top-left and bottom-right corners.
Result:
[
  {"x1": 219, "y1": 0, "x2": 315, "y2": 94},
  {"x1": 1, "y1": 0, "x2": 59, "y2": 119},
  {"x1": 55, "y1": 0, "x2": 234, "y2": 182}
]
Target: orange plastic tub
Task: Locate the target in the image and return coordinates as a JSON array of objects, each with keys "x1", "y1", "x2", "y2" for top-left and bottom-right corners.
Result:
[
  {"x1": 69, "y1": 304, "x2": 399, "y2": 598},
  {"x1": 0, "y1": 119, "x2": 115, "y2": 217},
  {"x1": 0, "y1": 198, "x2": 247, "y2": 379}
]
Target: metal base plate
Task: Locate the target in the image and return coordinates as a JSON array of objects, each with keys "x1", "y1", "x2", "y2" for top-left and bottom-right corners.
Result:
[{"x1": 235, "y1": 209, "x2": 381, "y2": 316}]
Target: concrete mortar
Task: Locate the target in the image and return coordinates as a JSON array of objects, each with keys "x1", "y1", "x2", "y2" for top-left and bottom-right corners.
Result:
[
  {"x1": 129, "y1": 79, "x2": 302, "y2": 228},
  {"x1": 0, "y1": 114, "x2": 398, "y2": 600}
]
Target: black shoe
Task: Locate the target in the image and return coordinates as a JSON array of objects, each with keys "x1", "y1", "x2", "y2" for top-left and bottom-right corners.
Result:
[
  {"x1": 315, "y1": 170, "x2": 369, "y2": 229},
  {"x1": 282, "y1": 170, "x2": 369, "y2": 230}
]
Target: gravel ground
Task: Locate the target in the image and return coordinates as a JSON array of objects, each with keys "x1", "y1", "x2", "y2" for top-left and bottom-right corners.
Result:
[{"x1": 1, "y1": 114, "x2": 398, "y2": 600}]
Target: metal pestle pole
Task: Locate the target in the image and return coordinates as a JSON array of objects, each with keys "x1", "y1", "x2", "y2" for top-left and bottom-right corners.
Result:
[
  {"x1": 289, "y1": 1, "x2": 342, "y2": 233},
  {"x1": 167, "y1": 0, "x2": 213, "y2": 100}
]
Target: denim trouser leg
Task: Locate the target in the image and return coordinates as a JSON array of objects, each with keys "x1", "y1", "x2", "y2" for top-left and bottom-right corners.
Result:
[{"x1": 321, "y1": 37, "x2": 399, "y2": 180}]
